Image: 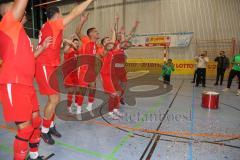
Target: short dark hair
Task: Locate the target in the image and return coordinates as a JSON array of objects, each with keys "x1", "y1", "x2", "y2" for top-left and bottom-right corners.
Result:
[
  {"x1": 101, "y1": 37, "x2": 109, "y2": 45},
  {"x1": 87, "y1": 27, "x2": 96, "y2": 36},
  {"x1": 46, "y1": 6, "x2": 60, "y2": 19}
]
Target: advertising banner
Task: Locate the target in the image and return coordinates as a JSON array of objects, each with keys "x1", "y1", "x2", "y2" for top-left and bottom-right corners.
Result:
[
  {"x1": 126, "y1": 59, "x2": 230, "y2": 77},
  {"x1": 131, "y1": 32, "x2": 193, "y2": 48}
]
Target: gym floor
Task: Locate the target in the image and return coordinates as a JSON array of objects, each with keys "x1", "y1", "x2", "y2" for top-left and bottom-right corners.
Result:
[{"x1": 0, "y1": 74, "x2": 240, "y2": 160}]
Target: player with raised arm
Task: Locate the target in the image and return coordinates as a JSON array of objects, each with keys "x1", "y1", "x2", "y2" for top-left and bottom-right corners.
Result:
[
  {"x1": 114, "y1": 19, "x2": 140, "y2": 105},
  {"x1": 0, "y1": 0, "x2": 52, "y2": 159},
  {"x1": 63, "y1": 38, "x2": 80, "y2": 113},
  {"x1": 35, "y1": 0, "x2": 94, "y2": 145},
  {"x1": 74, "y1": 13, "x2": 100, "y2": 116},
  {"x1": 100, "y1": 26, "x2": 126, "y2": 120}
]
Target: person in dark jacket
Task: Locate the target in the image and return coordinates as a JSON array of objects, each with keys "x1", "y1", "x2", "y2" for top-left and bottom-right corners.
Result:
[{"x1": 214, "y1": 51, "x2": 230, "y2": 85}]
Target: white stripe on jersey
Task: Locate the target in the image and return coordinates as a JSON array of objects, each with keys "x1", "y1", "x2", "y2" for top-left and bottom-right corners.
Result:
[
  {"x1": 7, "y1": 84, "x2": 13, "y2": 107},
  {"x1": 93, "y1": 44, "x2": 96, "y2": 55},
  {"x1": 42, "y1": 66, "x2": 48, "y2": 84}
]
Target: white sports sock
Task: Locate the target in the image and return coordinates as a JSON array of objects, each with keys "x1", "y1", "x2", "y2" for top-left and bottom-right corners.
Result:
[
  {"x1": 50, "y1": 121, "x2": 54, "y2": 128},
  {"x1": 108, "y1": 112, "x2": 114, "y2": 115},
  {"x1": 41, "y1": 126, "x2": 49, "y2": 133},
  {"x1": 88, "y1": 103, "x2": 93, "y2": 107},
  {"x1": 113, "y1": 109, "x2": 119, "y2": 112},
  {"x1": 87, "y1": 103, "x2": 93, "y2": 110},
  {"x1": 29, "y1": 151, "x2": 39, "y2": 159},
  {"x1": 76, "y1": 106, "x2": 82, "y2": 114}
]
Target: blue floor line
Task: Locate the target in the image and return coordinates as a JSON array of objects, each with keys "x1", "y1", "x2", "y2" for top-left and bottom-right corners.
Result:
[{"x1": 188, "y1": 86, "x2": 196, "y2": 160}]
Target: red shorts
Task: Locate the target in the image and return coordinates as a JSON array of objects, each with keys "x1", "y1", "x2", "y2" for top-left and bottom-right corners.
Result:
[
  {"x1": 35, "y1": 64, "x2": 59, "y2": 95},
  {"x1": 101, "y1": 73, "x2": 121, "y2": 94},
  {"x1": 78, "y1": 67, "x2": 97, "y2": 87},
  {"x1": 64, "y1": 71, "x2": 78, "y2": 87},
  {"x1": 0, "y1": 84, "x2": 39, "y2": 122},
  {"x1": 115, "y1": 68, "x2": 127, "y2": 82}
]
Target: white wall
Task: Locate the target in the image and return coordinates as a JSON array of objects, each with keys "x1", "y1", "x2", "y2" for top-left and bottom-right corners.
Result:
[{"x1": 58, "y1": 0, "x2": 240, "y2": 60}]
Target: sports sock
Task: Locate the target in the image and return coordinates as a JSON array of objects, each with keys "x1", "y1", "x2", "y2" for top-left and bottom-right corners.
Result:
[
  {"x1": 29, "y1": 116, "x2": 42, "y2": 157},
  {"x1": 14, "y1": 125, "x2": 34, "y2": 160},
  {"x1": 42, "y1": 118, "x2": 52, "y2": 133}
]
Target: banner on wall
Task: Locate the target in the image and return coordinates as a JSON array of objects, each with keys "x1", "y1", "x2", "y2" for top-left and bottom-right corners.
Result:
[
  {"x1": 126, "y1": 59, "x2": 230, "y2": 77},
  {"x1": 131, "y1": 32, "x2": 194, "y2": 48}
]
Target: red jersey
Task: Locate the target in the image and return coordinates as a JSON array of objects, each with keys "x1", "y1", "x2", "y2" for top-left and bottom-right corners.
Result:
[
  {"x1": 101, "y1": 50, "x2": 117, "y2": 75},
  {"x1": 64, "y1": 48, "x2": 77, "y2": 61},
  {"x1": 79, "y1": 36, "x2": 97, "y2": 55},
  {"x1": 78, "y1": 36, "x2": 98, "y2": 71},
  {"x1": 63, "y1": 47, "x2": 78, "y2": 79},
  {"x1": 114, "y1": 48, "x2": 126, "y2": 64},
  {"x1": 0, "y1": 12, "x2": 35, "y2": 86},
  {"x1": 63, "y1": 48, "x2": 78, "y2": 86},
  {"x1": 96, "y1": 44, "x2": 104, "y2": 55},
  {"x1": 36, "y1": 18, "x2": 64, "y2": 66},
  {"x1": 114, "y1": 41, "x2": 126, "y2": 64}
]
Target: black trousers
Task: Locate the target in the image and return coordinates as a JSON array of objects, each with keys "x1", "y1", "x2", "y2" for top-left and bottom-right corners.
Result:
[
  {"x1": 227, "y1": 69, "x2": 240, "y2": 89},
  {"x1": 163, "y1": 74, "x2": 171, "y2": 84},
  {"x1": 215, "y1": 68, "x2": 226, "y2": 85},
  {"x1": 196, "y1": 68, "x2": 206, "y2": 86},
  {"x1": 192, "y1": 69, "x2": 197, "y2": 82}
]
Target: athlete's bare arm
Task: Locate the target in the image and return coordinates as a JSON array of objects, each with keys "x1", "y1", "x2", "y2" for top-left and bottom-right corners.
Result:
[
  {"x1": 63, "y1": 39, "x2": 77, "y2": 53},
  {"x1": 63, "y1": 40, "x2": 71, "y2": 53},
  {"x1": 76, "y1": 12, "x2": 89, "y2": 39},
  {"x1": 126, "y1": 20, "x2": 140, "y2": 41},
  {"x1": 120, "y1": 26, "x2": 126, "y2": 42},
  {"x1": 12, "y1": 0, "x2": 28, "y2": 21},
  {"x1": 0, "y1": 0, "x2": 28, "y2": 21},
  {"x1": 114, "y1": 16, "x2": 120, "y2": 33},
  {"x1": 111, "y1": 27, "x2": 116, "y2": 43},
  {"x1": 34, "y1": 37, "x2": 52, "y2": 58},
  {"x1": 63, "y1": 0, "x2": 93, "y2": 26}
]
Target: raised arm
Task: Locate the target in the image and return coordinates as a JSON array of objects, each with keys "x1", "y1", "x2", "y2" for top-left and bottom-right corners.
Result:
[
  {"x1": 129, "y1": 21, "x2": 139, "y2": 35},
  {"x1": 76, "y1": 12, "x2": 89, "y2": 39},
  {"x1": 126, "y1": 21, "x2": 140, "y2": 41},
  {"x1": 63, "y1": 39, "x2": 78, "y2": 52},
  {"x1": 114, "y1": 16, "x2": 120, "y2": 33},
  {"x1": 63, "y1": 0, "x2": 93, "y2": 26},
  {"x1": 119, "y1": 26, "x2": 126, "y2": 42},
  {"x1": 194, "y1": 56, "x2": 199, "y2": 61},
  {"x1": 111, "y1": 27, "x2": 116, "y2": 43},
  {"x1": 204, "y1": 56, "x2": 209, "y2": 62},
  {"x1": 63, "y1": 40, "x2": 71, "y2": 53},
  {"x1": 11, "y1": 0, "x2": 28, "y2": 21}
]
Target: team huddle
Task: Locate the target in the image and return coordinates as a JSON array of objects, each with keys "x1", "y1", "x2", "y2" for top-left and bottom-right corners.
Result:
[{"x1": 0, "y1": 0, "x2": 139, "y2": 159}]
